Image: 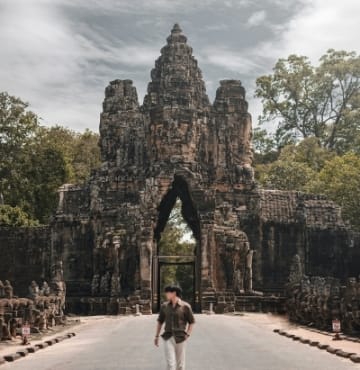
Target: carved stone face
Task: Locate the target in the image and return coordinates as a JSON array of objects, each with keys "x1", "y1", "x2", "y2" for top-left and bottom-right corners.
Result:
[
  {"x1": 330, "y1": 280, "x2": 341, "y2": 296},
  {"x1": 324, "y1": 278, "x2": 332, "y2": 296},
  {"x1": 301, "y1": 277, "x2": 311, "y2": 293},
  {"x1": 347, "y1": 277, "x2": 357, "y2": 287}
]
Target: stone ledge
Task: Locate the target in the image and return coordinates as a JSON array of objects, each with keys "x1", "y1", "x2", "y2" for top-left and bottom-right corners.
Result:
[
  {"x1": 45, "y1": 339, "x2": 57, "y2": 346},
  {"x1": 1, "y1": 332, "x2": 76, "y2": 365},
  {"x1": 350, "y1": 354, "x2": 360, "y2": 363},
  {"x1": 27, "y1": 346, "x2": 40, "y2": 353},
  {"x1": 274, "y1": 328, "x2": 359, "y2": 363},
  {"x1": 317, "y1": 343, "x2": 329, "y2": 350},
  {"x1": 16, "y1": 349, "x2": 29, "y2": 357},
  {"x1": 298, "y1": 325, "x2": 360, "y2": 344},
  {"x1": 335, "y1": 350, "x2": 355, "y2": 358},
  {"x1": 36, "y1": 342, "x2": 49, "y2": 349},
  {"x1": 326, "y1": 346, "x2": 338, "y2": 354},
  {"x1": 4, "y1": 353, "x2": 22, "y2": 362}
]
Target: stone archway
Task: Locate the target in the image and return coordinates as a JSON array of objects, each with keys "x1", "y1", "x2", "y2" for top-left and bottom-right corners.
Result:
[
  {"x1": 50, "y1": 25, "x2": 350, "y2": 316},
  {"x1": 152, "y1": 175, "x2": 201, "y2": 312}
]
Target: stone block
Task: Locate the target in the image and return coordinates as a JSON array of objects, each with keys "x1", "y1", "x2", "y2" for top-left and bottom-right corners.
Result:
[
  {"x1": 4, "y1": 353, "x2": 21, "y2": 362},
  {"x1": 326, "y1": 347, "x2": 338, "y2": 354},
  {"x1": 317, "y1": 343, "x2": 329, "y2": 350},
  {"x1": 16, "y1": 350, "x2": 29, "y2": 357},
  {"x1": 350, "y1": 354, "x2": 360, "y2": 363},
  {"x1": 335, "y1": 350, "x2": 354, "y2": 358},
  {"x1": 27, "y1": 346, "x2": 40, "y2": 353},
  {"x1": 36, "y1": 342, "x2": 49, "y2": 349}
]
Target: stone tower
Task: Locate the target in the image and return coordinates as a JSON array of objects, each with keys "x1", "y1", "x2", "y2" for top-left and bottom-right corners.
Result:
[{"x1": 52, "y1": 24, "x2": 350, "y2": 314}]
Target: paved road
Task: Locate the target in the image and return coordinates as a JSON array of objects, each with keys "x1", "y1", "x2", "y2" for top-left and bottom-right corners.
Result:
[{"x1": 3, "y1": 315, "x2": 359, "y2": 370}]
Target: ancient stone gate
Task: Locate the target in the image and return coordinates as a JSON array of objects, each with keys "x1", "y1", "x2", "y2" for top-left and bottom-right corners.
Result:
[{"x1": 51, "y1": 24, "x2": 356, "y2": 315}]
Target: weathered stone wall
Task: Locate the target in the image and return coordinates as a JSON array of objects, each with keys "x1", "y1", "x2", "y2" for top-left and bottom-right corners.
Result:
[
  {"x1": 348, "y1": 233, "x2": 360, "y2": 277},
  {"x1": 286, "y1": 274, "x2": 360, "y2": 335},
  {"x1": 0, "y1": 24, "x2": 359, "y2": 316},
  {"x1": 0, "y1": 274, "x2": 66, "y2": 340},
  {"x1": 50, "y1": 24, "x2": 359, "y2": 315},
  {"x1": 0, "y1": 227, "x2": 51, "y2": 296}
]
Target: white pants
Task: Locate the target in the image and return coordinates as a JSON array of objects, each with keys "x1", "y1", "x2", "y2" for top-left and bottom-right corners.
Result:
[{"x1": 164, "y1": 337, "x2": 186, "y2": 370}]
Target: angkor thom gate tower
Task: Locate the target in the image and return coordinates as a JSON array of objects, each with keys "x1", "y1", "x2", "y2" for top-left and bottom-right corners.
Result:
[{"x1": 51, "y1": 25, "x2": 356, "y2": 314}]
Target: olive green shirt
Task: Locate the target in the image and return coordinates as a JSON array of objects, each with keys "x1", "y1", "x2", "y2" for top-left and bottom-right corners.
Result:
[{"x1": 157, "y1": 299, "x2": 195, "y2": 343}]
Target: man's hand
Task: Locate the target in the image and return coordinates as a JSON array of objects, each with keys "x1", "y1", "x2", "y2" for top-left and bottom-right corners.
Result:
[{"x1": 154, "y1": 322, "x2": 162, "y2": 347}]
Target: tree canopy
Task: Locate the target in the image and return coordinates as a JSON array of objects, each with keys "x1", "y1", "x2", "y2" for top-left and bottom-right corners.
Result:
[
  {"x1": 254, "y1": 50, "x2": 360, "y2": 231},
  {"x1": 0, "y1": 205, "x2": 39, "y2": 227},
  {"x1": 255, "y1": 50, "x2": 360, "y2": 153},
  {"x1": 0, "y1": 92, "x2": 100, "y2": 225}
]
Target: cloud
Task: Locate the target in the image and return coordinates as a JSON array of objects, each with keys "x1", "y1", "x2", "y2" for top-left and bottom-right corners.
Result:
[
  {"x1": 234, "y1": 0, "x2": 360, "y2": 125},
  {"x1": 58, "y1": 0, "x2": 220, "y2": 14},
  {"x1": 200, "y1": 47, "x2": 267, "y2": 75},
  {"x1": 0, "y1": 0, "x2": 358, "y2": 132},
  {"x1": 247, "y1": 10, "x2": 267, "y2": 27},
  {"x1": 253, "y1": 0, "x2": 360, "y2": 62},
  {"x1": 0, "y1": 0, "x2": 159, "y2": 130}
]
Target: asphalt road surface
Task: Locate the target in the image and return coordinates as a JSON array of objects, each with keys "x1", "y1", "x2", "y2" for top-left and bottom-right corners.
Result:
[{"x1": 3, "y1": 315, "x2": 359, "y2": 370}]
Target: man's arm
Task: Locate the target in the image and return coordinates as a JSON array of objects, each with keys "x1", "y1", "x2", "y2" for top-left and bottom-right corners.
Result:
[
  {"x1": 155, "y1": 305, "x2": 165, "y2": 347},
  {"x1": 154, "y1": 321, "x2": 163, "y2": 347},
  {"x1": 185, "y1": 305, "x2": 195, "y2": 339},
  {"x1": 186, "y1": 323, "x2": 194, "y2": 337}
]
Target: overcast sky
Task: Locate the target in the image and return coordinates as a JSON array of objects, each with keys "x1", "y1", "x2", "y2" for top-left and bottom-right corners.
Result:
[{"x1": 0, "y1": 0, "x2": 359, "y2": 132}]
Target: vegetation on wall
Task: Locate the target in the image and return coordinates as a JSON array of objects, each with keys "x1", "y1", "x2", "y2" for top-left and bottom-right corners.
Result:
[{"x1": 254, "y1": 49, "x2": 360, "y2": 230}]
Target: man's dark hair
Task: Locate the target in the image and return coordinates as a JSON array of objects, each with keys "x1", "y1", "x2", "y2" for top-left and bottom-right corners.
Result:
[{"x1": 164, "y1": 284, "x2": 182, "y2": 298}]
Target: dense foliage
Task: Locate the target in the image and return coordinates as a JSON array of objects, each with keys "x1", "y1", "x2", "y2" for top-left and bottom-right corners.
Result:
[
  {"x1": 255, "y1": 50, "x2": 360, "y2": 230},
  {"x1": 0, "y1": 205, "x2": 39, "y2": 227},
  {"x1": 0, "y1": 92, "x2": 100, "y2": 225},
  {"x1": 255, "y1": 50, "x2": 360, "y2": 152}
]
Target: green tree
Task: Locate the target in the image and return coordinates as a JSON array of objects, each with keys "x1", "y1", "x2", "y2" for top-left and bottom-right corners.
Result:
[
  {"x1": 38, "y1": 126, "x2": 100, "y2": 184},
  {"x1": 278, "y1": 138, "x2": 335, "y2": 171},
  {"x1": 255, "y1": 139, "x2": 328, "y2": 190},
  {"x1": 0, "y1": 92, "x2": 100, "y2": 224},
  {"x1": 252, "y1": 127, "x2": 279, "y2": 165},
  {"x1": 0, "y1": 92, "x2": 40, "y2": 209},
  {"x1": 257, "y1": 159, "x2": 316, "y2": 191},
  {"x1": 0, "y1": 205, "x2": 39, "y2": 227},
  {"x1": 72, "y1": 129, "x2": 101, "y2": 183},
  {"x1": 306, "y1": 152, "x2": 360, "y2": 230},
  {"x1": 26, "y1": 146, "x2": 68, "y2": 223},
  {"x1": 255, "y1": 50, "x2": 360, "y2": 152}
]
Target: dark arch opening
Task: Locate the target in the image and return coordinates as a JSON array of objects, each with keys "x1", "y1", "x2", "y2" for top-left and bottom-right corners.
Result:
[
  {"x1": 152, "y1": 176, "x2": 201, "y2": 312},
  {"x1": 154, "y1": 175, "x2": 200, "y2": 244}
]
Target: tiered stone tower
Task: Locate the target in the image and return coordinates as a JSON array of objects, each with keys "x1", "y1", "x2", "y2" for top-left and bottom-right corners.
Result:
[{"x1": 51, "y1": 25, "x2": 353, "y2": 314}]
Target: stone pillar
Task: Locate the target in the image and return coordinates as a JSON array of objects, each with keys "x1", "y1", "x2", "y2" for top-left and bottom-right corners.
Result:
[{"x1": 139, "y1": 237, "x2": 153, "y2": 290}]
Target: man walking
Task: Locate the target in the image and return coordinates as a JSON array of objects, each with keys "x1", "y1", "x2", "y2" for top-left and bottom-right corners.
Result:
[{"x1": 154, "y1": 285, "x2": 195, "y2": 370}]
